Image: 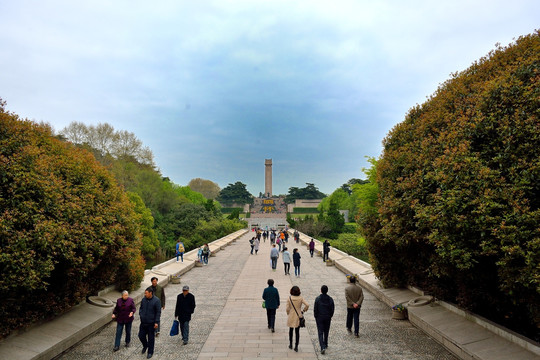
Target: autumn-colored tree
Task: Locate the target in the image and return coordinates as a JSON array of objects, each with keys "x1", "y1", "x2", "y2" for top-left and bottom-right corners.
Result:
[
  {"x1": 365, "y1": 32, "x2": 539, "y2": 339},
  {"x1": 0, "y1": 101, "x2": 145, "y2": 338},
  {"x1": 188, "y1": 178, "x2": 221, "y2": 200}
]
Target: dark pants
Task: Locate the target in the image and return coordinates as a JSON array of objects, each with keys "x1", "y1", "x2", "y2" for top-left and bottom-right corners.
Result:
[
  {"x1": 315, "y1": 317, "x2": 331, "y2": 349},
  {"x1": 294, "y1": 265, "x2": 300, "y2": 276},
  {"x1": 114, "y1": 321, "x2": 132, "y2": 348},
  {"x1": 271, "y1": 257, "x2": 278, "y2": 269},
  {"x1": 138, "y1": 323, "x2": 156, "y2": 354},
  {"x1": 289, "y1": 327, "x2": 300, "y2": 346},
  {"x1": 323, "y1": 252, "x2": 329, "y2": 261},
  {"x1": 180, "y1": 320, "x2": 190, "y2": 342},
  {"x1": 250, "y1": 245, "x2": 254, "y2": 254},
  {"x1": 266, "y1": 308, "x2": 276, "y2": 329},
  {"x1": 284, "y1": 262, "x2": 290, "y2": 274},
  {"x1": 346, "y1": 307, "x2": 361, "y2": 334},
  {"x1": 310, "y1": 249, "x2": 314, "y2": 257}
]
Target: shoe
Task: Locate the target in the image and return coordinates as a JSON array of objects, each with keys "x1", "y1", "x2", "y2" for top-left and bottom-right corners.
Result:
[
  {"x1": 147, "y1": 353, "x2": 153, "y2": 359},
  {"x1": 183, "y1": 341, "x2": 188, "y2": 345},
  {"x1": 294, "y1": 345, "x2": 298, "y2": 352},
  {"x1": 321, "y1": 348, "x2": 326, "y2": 354},
  {"x1": 355, "y1": 333, "x2": 359, "y2": 337},
  {"x1": 268, "y1": 325, "x2": 271, "y2": 329},
  {"x1": 271, "y1": 328, "x2": 275, "y2": 333},
  {"x1": 347, "y1": 328, "x2": 352, "y2": 333},
  {"x1": 113, "y1": 346, "x2": 119, "y2": 352},
  {"x1": 141, "y1": 346, "x2": 147, "y2": 354},
  {"x1": 288, "y1": 344, "x2": 292, "y2": 349},
  {"x1": 125, "y1": 342, "x2": 130, "y2": 348}
]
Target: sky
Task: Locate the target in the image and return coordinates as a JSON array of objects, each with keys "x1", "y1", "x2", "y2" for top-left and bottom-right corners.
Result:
[{"x1": 1, "y1": 1, "x2": 538, "y2": 196}]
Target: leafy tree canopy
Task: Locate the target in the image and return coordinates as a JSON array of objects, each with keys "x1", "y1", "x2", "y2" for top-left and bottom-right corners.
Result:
[
  {"x1": 217, "y1": 181, "x2": 254, "y2": 205},
  {"x1": 188, "y1": 178, "x2": 221, "y2": 199},
  {"x1": 285, "y1": 183, "x2": 326, "y2": 203}
]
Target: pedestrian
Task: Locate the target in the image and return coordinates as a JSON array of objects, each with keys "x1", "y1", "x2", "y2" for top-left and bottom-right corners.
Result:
[
  {"x1": 293, "y1": 248, "x2": 301, "y2": 277},
  {"x1": 345, "y1": 276, "x2": 364, "y2": 337},
  {"x1": 282, "y1": 247, "x2": 291, "y2": 275},
  {"x1": 276, "y1": 235, "x2": 282, "y2": 252},
  {"x1": 323, "y1": 239, "x2": 330, "y2": 262},
  {"x1": 294, "y1": 230, "x2": 300, "y2": 243},
  {"x1": 270, "y1": 244, "x2": 279, "y2": 271},
  {"x1": 314, "y1": 285, "x2": 334, "y2": 354},
  {"x1": 150, "y1": 277, "x2": 165, "y2": 337},
  {"x1": 197, "y1": 246, "x2": 203, "y2": 263},
  {"x1": 254, "y1": 237, "x2": 260, "y2": 255},
  {"x1": 176, "y1": 239, "x2": 185, "y2": 262},
  {"x1": 309, "y1": 238, "x2": 315, "y2": 257},
  {"x1": 262, "y1": 279, "x2": 280, "y2": 332},
  {"x1": 202, "y1": 243, "x2": 210, "y2": 264},
  {"x1": 284, "y1": 230, "x2": 289, "y2": 245},
  {"x1": 286, "y1": 285, "x2": 309, "y2": 352},
  {"x1": 250, "y1": 237, "x2": 255, "y2": 255},
  {"x1": 112, "y1": 290, "x2": 136, "y2": 351},
  {"x1": 280, "y1": 231, "x2": 286, "y2": 250},
  {"x1": 175, "y1": 285, "x2": 196, "y2": 345},
  {"x1": 138, "y1": 287, "x2": 161, "y2": 359},
  {"x1": 270, "y1": 231, "x2": 276, "y2": 244}
]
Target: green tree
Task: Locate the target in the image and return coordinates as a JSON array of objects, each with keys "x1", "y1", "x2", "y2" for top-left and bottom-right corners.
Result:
[
  {"x1": 217, "y1": 181, "x2": 254, "y2": 205},
  {"x1": 284, "y1": 183, "x2": 326, "y2": 203},
  {"x1": 0, "y1": 103, "x2": 145, "y2": 339},
  {"x1": 365, "y1": 32, "x2": 540, "y2": 339},
  {"x1": 128, "y1": 192, "x2": 160, "y2": 258}
]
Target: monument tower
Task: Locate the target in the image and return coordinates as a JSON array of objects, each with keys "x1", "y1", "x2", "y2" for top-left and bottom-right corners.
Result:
[{"x1": 265, "y1": 159, "x2": 272, "y2": 197}]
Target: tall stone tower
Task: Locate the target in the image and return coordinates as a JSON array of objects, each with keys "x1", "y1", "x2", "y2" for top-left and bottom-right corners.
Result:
[{"x1": 265, "y1": 159, "x2": 272, "y2": 197}]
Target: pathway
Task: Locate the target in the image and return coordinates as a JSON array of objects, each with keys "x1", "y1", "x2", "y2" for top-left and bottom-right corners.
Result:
[{"x1": 59, "y1": 233, "x2": 456, "y2": 360}]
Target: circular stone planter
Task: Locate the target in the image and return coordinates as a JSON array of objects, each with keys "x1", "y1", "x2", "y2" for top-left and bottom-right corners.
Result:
[
  {"x1": 408, "y1": 296, "x2": 434, "y2": 307},
  {"x1": 170, "y1": 277, "x2": 181, "y2": 284},
  {"x1": 87, "y1": 296, "x2": 114, "y2": 307},
  {"x1": 392, "y1": 309, "x2": 408, "y2": 320}
]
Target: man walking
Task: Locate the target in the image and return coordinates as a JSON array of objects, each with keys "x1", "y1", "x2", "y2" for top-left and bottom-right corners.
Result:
[
  {"x1": 314, "y1": 285, "x2": 334, "y2": 354},
  {"x1": 345, "y1": 276, "x2": 364, "y2": 337},
  {"x1": 323, "y1": 239, "x2": 330, "y2": 262},
  {"x1": 150, "y1": 277, "x2": 165, "y2": 336},
  {"x1": 262, "y1": 279, "x2": 280, "y2": 332},
  {"x1": 270, "y1": 244, "x2": 279, "y2": 271},
  {"x1": 175, "y1": 285, "x2": 196, "y2": 345},
  {"x1": 138, "y1": 287, "x2": 161, "y2": 359}
]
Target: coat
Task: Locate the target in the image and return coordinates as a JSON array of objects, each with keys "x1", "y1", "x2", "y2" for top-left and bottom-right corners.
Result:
[
  {"x1": 286, "y1": 295, "x2": 309, "y2": 328},
  {"x1": 314, "y1": 294, "x2": 334, "y2": 319},
  {"x1": 175, "y1": 292, "x2": 196, "y2": 322},
  {"x1": 262, "y1": 286, "x2": 280, "y2": 309},
  {"x1": 254, "y1": 238, "x2": 260, "y2": 251},
  {"x1": 113, "y1": 297, "x2": 136, "y2": 324},
  {"x1": 139, "y1": 295, "x2": 161, "y2": 325},
  {"x1": 151, "y1": 284, "x2": 166, "y2": 308},
  {"x1": 345, "y1": 284, "x2": 364, "y2": 309},
  {"x1": 293, "y1": 252, "x2": 301, "y2": 266},
  {"x1": 282, "y1": 250, "x2": 291, "y2": 263}
]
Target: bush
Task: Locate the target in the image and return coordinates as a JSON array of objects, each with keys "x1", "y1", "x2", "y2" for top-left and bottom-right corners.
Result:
[
  {"x1": 366, "y1": 32, "x2": 540, "y2": 340},
  {"x1": 0, "y1": 104, "x2": 145, "y2": 338},
  {"x1": 322, "y1": 234, "x2": 369, "y2": 262},
  {"x1": 292, "y1": 207, "x2": 319, "y2": 213}
]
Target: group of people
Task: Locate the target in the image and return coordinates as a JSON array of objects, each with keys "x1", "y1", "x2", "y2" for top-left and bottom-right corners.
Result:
[
  {"x1": 262, "y1": 276, "x2": 364, "y2": 354},
  {"x1": 111, "y1": 277, "x2": 196, "y2": 358}
]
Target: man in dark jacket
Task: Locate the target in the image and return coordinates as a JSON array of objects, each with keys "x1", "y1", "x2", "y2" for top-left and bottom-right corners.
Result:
[
  {"x1": 323, "y1": 240, "x2": 330, "y2": 262},
  {"x1": 314, "y1": 285, "x2": 335, "y2": 354},
  {"x1": 150, "y1": 277, "x2": 165, "y2": 336},
  {"x1": 262, "y1": 278, "x2": 280, "y2": 332},
  {"x1": 175, "y1": 285, "x2": 196, "y2": 345},
  {"x1": 138, "y1": 287, "x2": 161, "y2": 359}
]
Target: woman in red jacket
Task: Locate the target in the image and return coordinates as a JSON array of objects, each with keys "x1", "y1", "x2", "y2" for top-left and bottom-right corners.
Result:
[{"x1": 112, "y1": 290, "x2": 136, "y2": 351}]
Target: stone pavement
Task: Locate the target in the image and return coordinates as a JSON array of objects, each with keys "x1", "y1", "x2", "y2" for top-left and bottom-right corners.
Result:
[{"x1": 59, "y1": 233, "x2": 458, "y2": 360}]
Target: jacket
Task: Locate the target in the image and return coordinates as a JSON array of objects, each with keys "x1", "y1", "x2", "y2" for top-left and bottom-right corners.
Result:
[
  {"x1": 309, "y1": 241, "x2": 315, "y2": 250},
  {"x1": 175, "y1": 292, "x2": 196, "y2": 322},
  {"x1": 270, "y1": 247, "x2": 280, "y2": 259},
  {"x1": 293, "y1": 252, "x2": 301, "y2": 266},
  {"x1": 113, "y1": 297, "x2": 136, "y2": 324},
  {"x1": 139, "y1": 295, "x2": 161, "y2": 325},
  {"x1": 345, "y1": 284, "x2": 364, "y2": 309},
  {"x1": 314, "y1": 294, "x2": 334, "y2": 319},
  {"x1": 282, "y1": 251, "x2": 291, "y2": 263},
  {"x1": 151, "y1": 284, "x2": 166, "y2": 308},
  {"x1": 262, "y1": 286, "x2": 280, "y2": 309},
  {"x1": 286, "y1": 295, "x2": 309, "y2": 328}
]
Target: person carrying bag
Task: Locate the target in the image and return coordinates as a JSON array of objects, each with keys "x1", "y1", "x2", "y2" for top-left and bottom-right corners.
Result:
[{"x1": 286, "y1": 286, "x2": 309, "y2": 352}]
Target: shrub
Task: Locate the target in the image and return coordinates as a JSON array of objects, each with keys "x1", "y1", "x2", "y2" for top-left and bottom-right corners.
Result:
[
  {"x1": 365, "y1": 32, "x2": 540, "y2": 339},
  {"x1": 0, "y1": 104, "x2": 145, "y2": 338}
]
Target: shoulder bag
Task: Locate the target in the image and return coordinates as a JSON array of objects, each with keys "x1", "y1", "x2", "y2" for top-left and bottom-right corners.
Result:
[{"x1": 289, "y1": 297, "x2": 305, "y2": 327}]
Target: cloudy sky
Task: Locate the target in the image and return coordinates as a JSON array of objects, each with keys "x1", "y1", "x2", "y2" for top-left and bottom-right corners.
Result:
[{"x1": 1, "y1": 1, "x2": 538, "y2": 195}]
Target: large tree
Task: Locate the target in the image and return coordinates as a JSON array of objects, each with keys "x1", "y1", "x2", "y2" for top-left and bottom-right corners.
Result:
[
  {"x1": 187, "y1": 178, "x2": 221, "y2": 200},
  {"x1": 217, "y1": 181, "x2": 253, "y2": 205},
  {"x1": 285, "y1": 183, "x2": 326, "y2": 203},
  {"x1": 365, "y1": 32, "x2": 540, "y2": 339}
]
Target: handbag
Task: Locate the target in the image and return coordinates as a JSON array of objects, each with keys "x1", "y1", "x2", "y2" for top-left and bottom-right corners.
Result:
[
  {"x1": 170, "y1": 319, "x2": 179, "y2": 336},
  {"x1": 289, "y1": 297, "x2": 305, "y2": 328},
  {"x1": 262, "y1": 300, "x2": 266, "y2": 308}
]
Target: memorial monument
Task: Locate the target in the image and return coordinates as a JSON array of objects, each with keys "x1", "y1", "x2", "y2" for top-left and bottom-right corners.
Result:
[{"x1": 265, "y1": 159, "x2": 272, "y2": 197}]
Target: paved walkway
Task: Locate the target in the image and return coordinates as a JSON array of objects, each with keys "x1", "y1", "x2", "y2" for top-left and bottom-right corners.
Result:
[{"x1": 59, "y1": 233, "x2": 457, "y2": 360}]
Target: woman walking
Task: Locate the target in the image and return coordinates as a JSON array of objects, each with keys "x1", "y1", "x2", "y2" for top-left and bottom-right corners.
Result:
[
  {"x1": 286, "y1": 286, "x2": 309, "y2": 352},
  {"x1": 309, "y1": 239, "x2": 315, "y2": 257},
  {"x1": 293, "y1": 248, "x2": 301, "y2": 277},
  {"x1": 254, "y1": 237, "x2": 260, "y2": 255},
  {"x1": 112, "y1": 290, "x2": 136, "y2": 351},
  {"x1": 282, "y1": 247, "x2": 291, "y2": 275}
]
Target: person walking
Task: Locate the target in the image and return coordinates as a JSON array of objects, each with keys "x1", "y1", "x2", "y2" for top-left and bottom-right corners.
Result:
[
  {"x1": 176, "y1": 239, "x2": 185, "y2": 262},
  {"x1": 254, "y1": 237, "x2": 260, "y2": 255},
  {"x1": 150, "y1": 277, "x2": 165, "y2": 337},
  {"x1": 314, "y1": 285, "x2": 335, "y2": 354},
  {"x1": 175, "y1": 285, "x2": 196, "y2": 345},
  {"x1": 112, "y1": 290, "x2": 136, "y2": 351},
  {"x1": 202, "y1": 243, "x2": 210, "y2": 264},
  {"x1": 262, "y1": 279, "x2": 280, "y2": 332},
  {"x1": 323, "y1": 239, "x2": 330, "y2": 262},
  {"x1": 286, "y1": 286, "x2": 309, "y2": 352},
  {"x1": 282, "y1": 247, "x2": 291, "y2": 275},
  {"x1": 270, "y1": 244, "x2": 279, "y2": 271},
  {"x1": 345, "y1": 276, "x2": 364, "y2": 337},
  {"x1": 309, "y1": 239, "x2": 315, "y2": 258},
  {"x1": 292, "y1": 248, "x2": 301, "y2": 277},
  {"x1": 138, "y1": 287, "x2": 161, "y2": 359},
  {"x1": 250, "y1": 237, "x2": 255, "y2": 255},
  {"x1": 270, "y1": 231, "x2": 276, "y2": 244}
]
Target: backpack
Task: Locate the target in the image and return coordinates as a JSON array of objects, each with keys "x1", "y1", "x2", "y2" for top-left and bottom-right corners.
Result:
[{"x1": 178, "y1": 244, "x2": 185, "y2": 253}]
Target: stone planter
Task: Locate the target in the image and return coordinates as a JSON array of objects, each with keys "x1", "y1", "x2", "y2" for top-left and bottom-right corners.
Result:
[
  {"x1": 392, "y1": 309, "x2": 407, "y2": 320},
  {"x1": 325, "y1": 260, "x2": 334, "y2": 266},
  {"x1": 170, "y1": 277, "x2": 181, "y2": 284},
  {"x1": 195, "y1": 261, "x2": 203, "y2": 267}
]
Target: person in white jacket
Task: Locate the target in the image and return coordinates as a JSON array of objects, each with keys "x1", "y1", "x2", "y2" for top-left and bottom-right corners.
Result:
[{"x1": 282, "y1": 247, "x2": 291, "y2": 275}]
